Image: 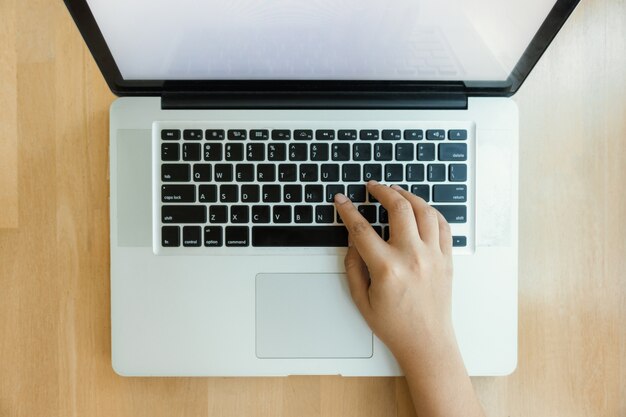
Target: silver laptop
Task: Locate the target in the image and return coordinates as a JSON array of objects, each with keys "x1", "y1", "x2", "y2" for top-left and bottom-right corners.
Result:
[{"x1": 64, "y1": 0, "x2": 579, "y2": 376}]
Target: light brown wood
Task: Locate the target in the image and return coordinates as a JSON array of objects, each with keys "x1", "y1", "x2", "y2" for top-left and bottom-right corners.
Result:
[{"x1": 0, "y1": 1, "x2": 624, "y2": 416}]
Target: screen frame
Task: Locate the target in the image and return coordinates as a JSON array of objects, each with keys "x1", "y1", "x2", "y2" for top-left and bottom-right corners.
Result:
[{"x1": 63, "y1": 0, "x2": 580, "y2": 97}]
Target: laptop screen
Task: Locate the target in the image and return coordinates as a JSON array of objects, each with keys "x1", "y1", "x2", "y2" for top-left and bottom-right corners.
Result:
[{"x1": 85, "y1": 0, "x2": 557, "y2": 82}]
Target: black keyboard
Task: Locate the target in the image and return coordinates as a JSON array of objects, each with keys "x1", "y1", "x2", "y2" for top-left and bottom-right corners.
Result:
[{"x1": 156, "y1": 124, "x2": 472, "y2": 251}]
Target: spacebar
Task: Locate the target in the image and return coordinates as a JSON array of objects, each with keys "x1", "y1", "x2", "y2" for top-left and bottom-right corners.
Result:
[{"x1": 252, "y1": 226, "x2": 348, "y2": 247}]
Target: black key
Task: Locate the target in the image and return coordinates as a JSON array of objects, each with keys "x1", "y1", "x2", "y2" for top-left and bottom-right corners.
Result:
[
  {"x1": 452, "y1": 236, "x2": 467, "y2": 247},
  {"x1": 320, "y1": 164, "x2": 340, "y2": 182},
  {"x1": 183, "y1": 143, "x2": 201, "y2": 161},
  {"x1": 360, "y1": 130, "x2": 379, "y2": 140},
  {"x1": 278, "y1": 164, "x2": 297, "y2": 182},
  {"x1": 294, "y1": 129, "x2": 313, "y2": 140},
  {"x1": 161, "y1": 143, "x2": 180, "y2": 161},
  {"x1": 315, "y1": 205, "x2": 335, "y2": 223},
  {"x1": 427, "y1": 164, "x2": 446, "y2": 182},
  {"x1": 262, "y1": 185, "x2": 281, "y2": 202},
  {"x1": 230, "y1": 205, "x2": 249, "y2": 223},
  {"x1": 289, "y1": 143, "x2": 308, "y2": 161},
  {"x1": 326, "y1": 184, "x2": 345, "y2": 202},
  {"x1": 383, "y1": 226, "x2": 390, "y2": 241},
  {"x1": 161, "y1": 226, "x2": 180, "y2": 247},
  {"x1": 342, "y1": 164, "x2": 361, "y2": 182},
  {"x1": 273, "y1": 205, "x2": 292, "y2": 223},
  {"x1": 250, "y1": 129, "x2": 269, "y2": 140},
  {"x1": 252, "y1": 226, "x2": 348, "y2": 247},
  {"x1": 162, "y1": 129, "x2": 180, "y2": 140},
  {"x1": 162, "y1": 185, "x2": 195, "y2": 203},
  {"x1": 214, "y1": 164, "x2": 233, "y2": 182},
  {"x1": 353, "y1": 143, "x2": 372, "y2": 161},
  {"x1": 385, "y1": 164, "x2": 403, "y2": 182},
  {"x1": 404, "y1": 129, "x2": 423, "y2": 140},
  {"x1": 183, "y1": 129, "x2": 202, "y2": 140},
  {"x1": 209, "y1": 205, "x2": 228, "y2": 223},
  {"x1": 411, "y1": 185, "x2": 430, "y2": 202},
  {"x1": 368, "y1": 191, "x2": 378, "y2": 203},
  {"x1": 358, "y1": 205, "x2": 377, "y2": 223},
  {"x1": 396, "y1": 184, "x2": 409, "y2": 191},
  {"x1": 241, "y1": 184, "x2": 260, "y2": 203},
  {"x1": 363, "y1": 164, "x2": 382, "y2": 181},
  {"x1": 294, "y1": 206, "x2": 313, "y2": 224},
  {"x1": 182, "y1": 226, "x2": 201, "y2": 247},
  {"x1": 439, "y1": 143, "x2": 467, "y2": 161},
  {"x1": 225, "y1": 143, "x2": 244, "y2": 161},
  {"x1": 449, "y1": 164, "x2": 468, "y2": 182},
  {"x1": 406, "y1": 164, "x2": 425, "y2": 182},
  {"x1": 162, "y1": 205, "x2": 206, "y2": 223},
  {"x1": 373, "y1": 226, "x2": 383, "y2": 238},
  {"x1": 284, "y1": 184, "x2": 303, "y2": 203},
  {"x1": 299, "y1": 164, "x2": 318, "y2": 182},
  {"x1": 316, "y1": 130, "x2": 335, "y2": 140},
  {"x1": 204, "y1": 226, "x2": 223, "y2": 247},
  {"x1": 272, "y1": 130, "x2": 291, "y2": 140},
  {"x1": 433, "y1": 205, "x2": 467, "y2": 223},
  {"x1": 448, "y1": 130, "x2": 467, "y2": 140},
  {"x1": 310, "y1": 143, "x2": 329, "y2": 161},
  {"x1": 382, "y1": 129, "x2": 401, "y2": 140},
  {"x1": 433, "y1": 185, "x2": 467, "y2": 202},
  {"x1": 426, "y1": 129, "x2": 445, "y2": 140},
  {"x1": 220, "y1": 184, "x2": 238, "y2": 202},
  {"x1": 193, "y1": 164, "x2": 212, "y2": 182},
  {"x1": 198, "y1": 184, "x2": 217, "y2": 202},
  {"x1": 338, "y1": 130, "x2": 357, "y2": 140},
  {"x1": 267, "y1": 143, "x2": 286, "y2": 161},
  {"x1": 225, "y1": 226, "x2": 249, "y2": 247},
  {"x1": 332, "y1": 143, "x2": 350, "y2": 161},
  {"x1": 246, "y1": 143, "x2": 265, "y2": 161},
  {"x1": 162, "y1": 164, "x2": 190, "y2": 182},
  {"x1": 235, "y1": 164, "x2": 255, "y2": 182},
  {"x1": 204, "y1": 143, "x2": 223, "y2": 161},
  {"x1": 205, "y1": 129, "x2": 225, "y2": 140},
  {"x1": 257, "y1": 164, "x2": 276, "y2": 182},
  {"x1": 228, "y1": 129, "x2": 247, "y2": 140},
  {"x1": 304, "y1": 184, "x2": 324, "y2": 202},
  {"x1": 347, "y1": 185, "x2": 366, "y2": 202},
  {"x1": 417, "y1": 143, "x2": 435, "y2": 161},
  {"x1": 379, "y1": 206, "x2": 388, "y2": 223},
  {"x1": 395, "y1": 143, "x2": 414, "y2": 161},
  {"x1": 252, "y1": 205, "x2": 270, "y2": 223},
  {"x1": 374, "y1": 143, "x2": 393, "y2": 161}
]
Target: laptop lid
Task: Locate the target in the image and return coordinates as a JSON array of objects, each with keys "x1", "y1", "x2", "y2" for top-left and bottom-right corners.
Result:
[{"x1": 63, "y1": 0, "x2": 579, "y2": 105}]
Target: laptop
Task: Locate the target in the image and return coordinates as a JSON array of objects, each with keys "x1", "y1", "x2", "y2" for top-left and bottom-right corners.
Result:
[{"x1": 63, "y1": 0, "x2": 579, "y2": 376}]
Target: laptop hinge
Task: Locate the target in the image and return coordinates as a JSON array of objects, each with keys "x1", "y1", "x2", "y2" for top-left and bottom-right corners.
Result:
[{"x1": 160, "y1": 91, "x2": 468, "y2": 110}]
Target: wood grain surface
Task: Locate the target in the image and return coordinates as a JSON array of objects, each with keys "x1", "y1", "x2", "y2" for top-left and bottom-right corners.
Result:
[{"x1": 0, "y1": 0, "x2": 624, "y2": 416}]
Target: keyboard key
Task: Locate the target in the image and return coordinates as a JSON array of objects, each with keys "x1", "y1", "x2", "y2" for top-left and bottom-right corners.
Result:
[
  {"x1": 204, "y1": 226, "x2": 223, "y2": 247},
  {"x1": 204, "y1": 143, "x2": 222, "y2": 161},
  {"x1": 183, "y1": 129, "x2": 202, "y2": 140},
  {"x1": 406, "y1": 164, "x2": 425, "y2": 182},
  {"x1": 358, "y1": 205, "x2": 377, "y2": 223},
  {"x1": 382, "y1": 129, "x2": 401, "y2": 140},
  {"x1": 289, "y1": 143, "x2": 308, "y2": 161},
  {"x1": 310, "y1": 143, "x2": 329, "y2": 161},
  {"x1": 225, "y1": 226, "x2": 249, "y2": 246},
  {"x1": 449, "y1": 164, "x2": 467, "y2": 182},
  {"x1": 228, "y1": 129, "x2": 247, "y2": 140},
  {"x1": 246, "y1": 143, "x2": 265, "y2": 161},
  {"x1": 268, "y1": 143, "x2": 286, "y2": 161},
  {"x1": 433, "y1": 185, "x2": 467, "y2": 202},
  {"x1": 294, "y1": 129, "x2": 313, "y2": 140},
  {"x1": 235, "y1": 164, "x2": 254, "y2": 182},
  {"x1": 272, "y1": 130, "x2": 291, "y2": 140},
  {"x1": 320, "y1": 164, "x2": 340, "y2": 182},
  {"x1": 262, "y1": 185, "x2": 281, "y2": 202},
  {"x1": 439, "y1": 143, "x2": 467, "y2": 161},
  {"x1": 404, "y1": 129, "x2": 423, "y2": 140},
  {"x1": 433, "y1": 205, "x2": 467, "y2": 223},
  {"x1": 198, "y1": 184, "x2": 217, "y2": 202},
  {"x1": 220, "y1": 184, "x2": 238, "y2": 202},
  {"x1": 395, "y1": 184, "x2": 409, "y2": 191},
  {"x1": 214, "y1": 164, "x2": 233, "y2": 182},
  {"x1": 427, "y1": 164, "x2": 446, "y2": 182},
  {"x1": 278, "y1": 164, "x2": 297, "y2": 182},
  {"x1": 162, "y1": 185, "x2": 195, "y2": 203},
  {"x1": 252, "y1": 226, "x2": 348, "y2": 247},
  {"x1": 374, "y1": 143, "x2": 393, "y2": 161},
  {"x1": 162, "y1": 129, "x2": 180, "y2": 140},
  {"x1": 363, "y1": 164, "x2": 382, "y2": 181},
  {"x1": 347, "y1": 185, "x2": 366, "y2": 202},
  {"x1": 326, "y1": 184, "x2": 345, "y2": 202},
  {"x1": 161, "y1": 143, "x2": 180, "y2": 161},
  {"x1": 183, "y1": 143, "x2": 201, "y2": 161},
  {"x1": 161, "y1": 164, "x2": 190, "y2": 182},
  {"x1": 452, "y1": 236, "x2": 467, "y2": 247},
  {"x1": 257, "y1": 164, "x2": 276, "y2": 182},
  {"x1": 241, "y1": 184, "x2": 260, "y2": 203},
  {"x1": 360, "y1": 130, "x2": 379, "y2": 140},
  {"x1": 273, "y1": 205, "x2": 292, "y2": 223},
  {"x1": 342, "y1": 164, "x2": 361, "y2": 182},
  {"x1": 338, "y1": 130, "x2": 357, "y2": 140},
  {"x1": 379, "y1": 206, "x2": 388, "y2": 223},
  {"x1": 316, "y1": 130, "x2": 335, "y2": 140},
  {"x1": 417, "y1": 143, "x2": 435, "y2": 161},
  {"x1": 385, "y1": 164, "x2": 403, "y2": 182},
  {"x1": 305, "y1": 184, "x2": 324, "y2": 202},
  {"x1": 411, "y1": 185, "x2": 430, "y2": 202},
  {"x1": 332, "y1": 143, "x2": 350, "y2": 161},
  {"x1": 383, "y1": 226, "x2": 390, "y2": 241},
  {"x1": 426, "y1": 129, "x2": 445, "y2": 140},
  {"x1": 182, "y1": 226, "x2": 201, "y2": 247},
  {"x1": 161, "y1": 226, "x2": 180, "y2": 247},
  {"x1": 209, "y1": 205, "x2": 228, "y2": 223},
  {"x1": 225, "y1": 143, "x2": 244, "y2": 161},
  {"x1": 299, "y1": 164, "x2": 318, "y2": 182},
  {"x1": 230, "y1": 205, "x2": 249, "y2": 223},
  {"x1": 294, "y1": 206, "x2": 313, "y2": 224},
  {"x1": 448, "y1": 130, "x2": 467, "y2": 140},
  {"x1": 396, "y1": 143, "x2": 415, "y2": 161},
  {"x1": 205, "y1": 129, "x2": 225, "y2": 140},
  {"x1": 284, "y1": 184, "x2": 303, "y2": 202},
  {"x1": 315, "y1": 205, "x2": 335, "y2": 223},
  {"x1": 250, "y1": 129, "x2": 269, "y2": 140},
  {"x1": 162, "y1": 205, "x2": 206, "y2": 223},
  {"x1": 193, "y1": 164, "x2": 212, "y2": 182},
  {"x1": 353, "y1": 143, "x2": 372, "y2": 161},
  {"x1": 252, "y1": 205, "x2": 270, "y2": 223}
]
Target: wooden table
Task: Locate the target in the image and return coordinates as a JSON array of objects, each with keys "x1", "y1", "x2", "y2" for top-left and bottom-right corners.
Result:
[{"x1": 1, "y1": 1, "x2": 624, "y2": 416}]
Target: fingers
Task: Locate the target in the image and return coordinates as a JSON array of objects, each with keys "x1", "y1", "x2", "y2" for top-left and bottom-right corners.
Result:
[
  {"x1": 390, "y1": 185, "x2": 441, "y2": 248},
  {"x1": 436, "y1": 211, "x2": 453, "y2": 256},
  {"x1": 367, "y1": 181, "x2": 420, "y2": 246},
  {"x1": 343, "y1": 244, "x2": 372, "y2": 317},
  {"x1": 334, "y1": 193, "x2": 388, "y2": 264}
]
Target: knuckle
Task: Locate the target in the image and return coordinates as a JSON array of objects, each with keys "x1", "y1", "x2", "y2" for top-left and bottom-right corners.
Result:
[
  {"x1": 350, "y1": 220, "x2": 371, "y2": 236},
  {"x1": 421, "y1": 206, "x2": 438, "y2": 218},
  {"x1": 391, "y1": 198, "x2": 412, "y2": 212}
]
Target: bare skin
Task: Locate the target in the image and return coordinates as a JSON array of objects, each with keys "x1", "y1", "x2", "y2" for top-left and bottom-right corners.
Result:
[{"x1": 334, "y1": 181, "x2": 485, "y2": 417}]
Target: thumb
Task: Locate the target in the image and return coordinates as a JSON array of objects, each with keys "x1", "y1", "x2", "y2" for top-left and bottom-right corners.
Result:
[{"x1": 344, "y1": 243, "x2": 372, "y2": 317}]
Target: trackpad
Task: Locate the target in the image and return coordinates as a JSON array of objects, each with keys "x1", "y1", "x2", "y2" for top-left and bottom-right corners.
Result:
[{"x1": 256, "y1": 273, "x2": 373, "y2": 359}]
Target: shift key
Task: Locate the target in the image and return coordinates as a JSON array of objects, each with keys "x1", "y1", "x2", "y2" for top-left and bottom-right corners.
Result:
[{"x1": 162, "y1": 205, "x2": 206, "y2": 223}]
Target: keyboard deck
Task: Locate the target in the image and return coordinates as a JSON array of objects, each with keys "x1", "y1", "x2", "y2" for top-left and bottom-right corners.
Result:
[{"x1": 153, "y1": 122, "x2": 474, "y2": 255}]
